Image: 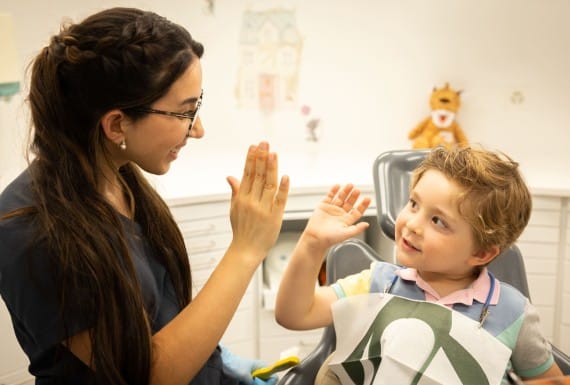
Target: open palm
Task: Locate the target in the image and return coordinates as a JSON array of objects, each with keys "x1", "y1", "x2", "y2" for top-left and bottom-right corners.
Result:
[{"x1": 304, "y1": 184, "x2": 371, "y2": 249}]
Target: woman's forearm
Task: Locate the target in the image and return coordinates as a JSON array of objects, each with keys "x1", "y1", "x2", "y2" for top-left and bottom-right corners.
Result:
[{"x1": 150, "y1": 244, "x2": 262, "y2": 385}]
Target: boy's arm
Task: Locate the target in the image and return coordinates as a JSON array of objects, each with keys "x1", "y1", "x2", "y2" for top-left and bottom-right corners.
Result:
[{"x1": 275, "y1": 184, "x2": 370, "y2": 331}]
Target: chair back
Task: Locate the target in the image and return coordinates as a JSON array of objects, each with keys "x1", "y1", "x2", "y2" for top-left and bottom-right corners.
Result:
[
  {"x1": 487, "y1": 244, "x2": 530, "y2": 299},
  {"x1": 373, "y1": 149, "x2": 429, "y2": 240}
]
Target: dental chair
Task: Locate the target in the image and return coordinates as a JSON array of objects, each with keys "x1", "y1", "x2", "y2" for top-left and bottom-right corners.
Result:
[{"x1": 277, "y1": 149, "x2": 570, "y2": 384}]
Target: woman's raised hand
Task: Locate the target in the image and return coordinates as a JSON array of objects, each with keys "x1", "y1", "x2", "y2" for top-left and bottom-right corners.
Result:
[{"x1": 226, "y1": 142, "x2": 289, "y2": 263}]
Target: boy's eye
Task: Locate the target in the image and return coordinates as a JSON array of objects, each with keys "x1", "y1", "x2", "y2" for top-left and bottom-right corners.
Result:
[
  {"x1": 409, "y1": 198, "x2": 418, "y2": 209},
  {"x1": 432, "y1": 216, "x2": 447, "y2": 228}
]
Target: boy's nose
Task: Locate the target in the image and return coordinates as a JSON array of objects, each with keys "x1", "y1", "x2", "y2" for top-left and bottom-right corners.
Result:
[{"x1": 406, "y1": 216, "x2": 423, "y2": 236}]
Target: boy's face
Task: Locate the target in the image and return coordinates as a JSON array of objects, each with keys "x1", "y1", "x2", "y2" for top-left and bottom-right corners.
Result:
[{"x1": 395, "y1": 169, "x2": 483, "y2": 281}]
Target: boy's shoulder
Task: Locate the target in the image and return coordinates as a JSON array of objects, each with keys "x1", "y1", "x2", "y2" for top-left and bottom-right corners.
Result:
[{"x1": 496, "y1": 279, "x2": 529, "y2": 312}]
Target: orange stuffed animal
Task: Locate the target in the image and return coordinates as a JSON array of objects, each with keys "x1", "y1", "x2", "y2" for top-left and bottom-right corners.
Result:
[{"x1": 408, "y1": 83, "x2": 468, "y2": 149}]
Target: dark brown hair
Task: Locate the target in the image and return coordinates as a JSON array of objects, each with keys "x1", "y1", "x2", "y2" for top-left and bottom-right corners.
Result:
[{"x1": 23, "y1": 7, "x2": 203, "y2": 384}]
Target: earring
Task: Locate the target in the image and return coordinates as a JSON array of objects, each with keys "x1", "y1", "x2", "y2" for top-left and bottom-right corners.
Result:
[{"x1": 119, "y1": 140, "x2": 126, "y2": 151}]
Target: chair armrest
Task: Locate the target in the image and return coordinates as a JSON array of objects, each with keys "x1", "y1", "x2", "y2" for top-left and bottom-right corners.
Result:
[
  {"x1": 277, "y1": 326, "x2": 336, "y2": 385},
  {"x1": 553, "y1": 344, "x2": 570, "y2": 375}
]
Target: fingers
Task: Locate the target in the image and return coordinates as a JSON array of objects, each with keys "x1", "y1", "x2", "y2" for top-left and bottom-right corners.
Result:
[
  {"x1": 251, "y1": 142, "x2": 270, "y2": 200},
  {"x1": 328, "y1": 184, "x2": 371, "y2": 216},
  {"x1": 226, "y1": 176, "x2": 239, "y2": 198},
  {"x1": 323, "y1": 184, "x2": 341, "y2": 203},
  {"x1": 239, "y1": 144, "x2": 259, "y2": 196},
  {"x1": 233, "y1": 141, "x2": 289, "y2": 211},
  {"x1": 273, "y1": 174, "x2": 290, "y2": 211}
]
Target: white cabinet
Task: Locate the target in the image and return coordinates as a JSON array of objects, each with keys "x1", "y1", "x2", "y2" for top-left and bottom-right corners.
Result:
[
  {"x1": 517, "y1": 196, "x2": 562, "y2": 341},
  {"x1": 560, "y1": 197, "x2": 570, "y2": 353},
  {"x1": 505, "y1": 194, "x2": 570, "y2": 352}
]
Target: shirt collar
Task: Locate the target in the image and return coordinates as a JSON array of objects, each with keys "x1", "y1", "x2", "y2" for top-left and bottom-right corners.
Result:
[{"x1": 395, "y1": 267, "x2": 500, "y2": 306}]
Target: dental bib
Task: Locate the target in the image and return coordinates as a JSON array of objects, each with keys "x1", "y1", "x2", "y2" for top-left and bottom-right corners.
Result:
[{"x1": 328, "y1": 293, "x2": 511, "y2": 385}]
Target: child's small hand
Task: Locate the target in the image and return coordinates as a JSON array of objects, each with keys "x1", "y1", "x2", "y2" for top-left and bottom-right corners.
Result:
[{"x1": 302, "y1": 184, "x2": 371, "y2": 252}]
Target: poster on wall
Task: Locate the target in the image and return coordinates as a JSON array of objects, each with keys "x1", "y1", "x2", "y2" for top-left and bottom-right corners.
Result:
[{"x1": 235, "y1": 3, "x2": 304, "y2": 114}]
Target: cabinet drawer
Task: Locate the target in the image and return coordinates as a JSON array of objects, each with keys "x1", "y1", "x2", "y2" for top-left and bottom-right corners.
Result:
[
  {"x1": 185, "y1": 233, "x2": 232, "y2": 257},
  {"x1": 191, "y1": 265, "x2": 257, "y2": 301},
  {"x1": 221, "y1": 339, "x2": 257, "y2": 360},
  {"x1": 518, "y1": 226, "x2": 560, "y2": 243},
  {"x1": 517, "y1": 242, "x2": 558, "y2": 259},
  {"x1": 170, "y1": 199, "x2": 230, "y2": 222},
  {"x1": 179, "y1": 216, "x2": 231, "y2": 239},
  {"x1": 222, "y1": 304, "x2": 256, "y2": 344},
  {"x1": 527, "y1": 275, "x2": 556, "y2": 306}
]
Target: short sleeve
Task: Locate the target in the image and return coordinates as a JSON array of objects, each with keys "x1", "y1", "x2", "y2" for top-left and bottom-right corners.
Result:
[
  {"x1": 0, "y1": 215, "x2": 90, "y2": 356},
  {"x1": 511, "y1": 300, "x2": 554, "y2": 377},
  {"x1": 331, "y1": 262, "x2": 377, "y2": 298}
]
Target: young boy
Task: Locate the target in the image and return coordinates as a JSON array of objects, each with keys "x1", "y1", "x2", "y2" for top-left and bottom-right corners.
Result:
[{"x1": 275, "y1": 146, "x2": 562, "y2": 384}]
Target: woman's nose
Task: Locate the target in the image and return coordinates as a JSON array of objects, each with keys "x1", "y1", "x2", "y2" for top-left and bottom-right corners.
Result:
[{"x1": 188, "y1": 116, "x2": 204, "y2": 139}]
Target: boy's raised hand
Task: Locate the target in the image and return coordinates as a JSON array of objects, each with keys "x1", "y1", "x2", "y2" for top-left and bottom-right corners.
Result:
[{"x1": 302, "y1": 184, "x2": 371, "y2": 252}]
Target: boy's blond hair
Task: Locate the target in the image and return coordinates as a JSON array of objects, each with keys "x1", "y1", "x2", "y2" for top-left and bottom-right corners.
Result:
[{"x1": 411, "y1": 145, "x2": 532, "y2": 253}]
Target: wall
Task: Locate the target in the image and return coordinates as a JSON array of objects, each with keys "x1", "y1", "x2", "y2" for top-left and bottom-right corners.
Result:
[{"x1": 0, "y1": 0, "x2": 569, "y2": 197}]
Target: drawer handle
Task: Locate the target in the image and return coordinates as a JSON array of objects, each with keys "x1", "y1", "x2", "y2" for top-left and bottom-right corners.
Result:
[
  {"x1": 182, "y1": 223, "x2": 216, "y2": 236},
  {"x1": 188, "y1": 240, "x2": 216, "y2": 254},
  {"x1": 191, "y1": 256, "x2": 218, "y2": 269}
]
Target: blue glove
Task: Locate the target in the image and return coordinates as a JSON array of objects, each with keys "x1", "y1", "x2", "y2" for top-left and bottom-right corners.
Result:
[
  {"x1": 253, "y1": 376, "x2": 278, "y2": 385},
  {"x1": 220, "y1": 344, "x2": 278, "y2": 385}
]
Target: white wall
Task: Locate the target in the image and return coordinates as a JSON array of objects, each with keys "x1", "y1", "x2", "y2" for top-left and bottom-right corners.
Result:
[{"x1": 0, "y1": 0, "x2": 569, "y2": 198}]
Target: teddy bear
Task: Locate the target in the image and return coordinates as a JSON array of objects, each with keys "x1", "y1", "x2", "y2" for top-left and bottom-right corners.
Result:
[{"x1": 408, "y1": 83, "x2": 468, "y2": 149}]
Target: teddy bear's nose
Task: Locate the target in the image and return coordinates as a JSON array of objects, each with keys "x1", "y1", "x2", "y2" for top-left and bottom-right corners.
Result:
[{"x1": 440, "y1": 98, "x2": 450, "y2": 104}]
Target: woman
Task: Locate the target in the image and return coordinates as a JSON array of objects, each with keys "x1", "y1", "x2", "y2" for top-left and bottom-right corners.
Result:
[{"x1": 0, "y1": 7, "x2": 288, "y2": 385}]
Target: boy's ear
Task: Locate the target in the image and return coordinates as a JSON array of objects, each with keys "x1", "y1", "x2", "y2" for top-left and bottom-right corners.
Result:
[
  {"x1": 100, "y1": 109, "x2": 127, "y2": 144},
  {"x1": 470, "y1": 245, "x2": 500, "y2": 267}
]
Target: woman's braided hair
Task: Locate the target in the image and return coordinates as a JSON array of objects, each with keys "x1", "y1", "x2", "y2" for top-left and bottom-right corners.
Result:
[{"x1": 25, "y1": 8, "x2": 203, "y2": 384}]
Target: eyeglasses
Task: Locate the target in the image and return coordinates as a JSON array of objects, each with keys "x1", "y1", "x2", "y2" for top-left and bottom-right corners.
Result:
[{"x1": 133, "y1": 90, "x2": 203, "y2": 136}]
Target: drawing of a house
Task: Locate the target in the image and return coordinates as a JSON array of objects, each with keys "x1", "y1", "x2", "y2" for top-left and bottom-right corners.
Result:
[{"x1": 236, "y1": 8, "x2": 303, "y2": 112}]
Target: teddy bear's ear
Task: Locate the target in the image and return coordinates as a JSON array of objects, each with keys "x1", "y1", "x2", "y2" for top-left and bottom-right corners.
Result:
[{"x1": 457, "y1": 89, "x2": 463, "y2": 96}]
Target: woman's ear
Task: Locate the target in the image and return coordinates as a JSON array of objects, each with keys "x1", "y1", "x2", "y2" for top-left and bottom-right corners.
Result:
[
  {"x1": 100, "y1": 109, "x2": 127, "y2": 145},
  {"x1": 469, "y1": 245, "x2": 501, "y2": 267}
]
